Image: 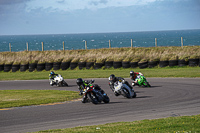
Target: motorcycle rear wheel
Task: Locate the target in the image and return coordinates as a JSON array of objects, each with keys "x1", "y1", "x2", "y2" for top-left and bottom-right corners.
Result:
[
  {"x1": 63, "y1": 81, "x2": 68, "y2": 86},
  {"x1": 122, "y1": 88, "x2": 131, "y2": 98},
  {"x1": 147, "y1": 82, "x2": 151, "y2": 87},
  {"x1": 143, "y1": 81, "x2": 151, "y2": 87},
  {"x1": 132, "y1": 92, "x2": 137, "y2": 98},
  {"x1": 103, "y1": 95, "x2": 110, "y2": 103}
]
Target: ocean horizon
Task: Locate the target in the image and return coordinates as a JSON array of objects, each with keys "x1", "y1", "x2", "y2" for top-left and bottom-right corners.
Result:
[{"x1": 0, "y1": 29, "x2": 200, "y2": 52}]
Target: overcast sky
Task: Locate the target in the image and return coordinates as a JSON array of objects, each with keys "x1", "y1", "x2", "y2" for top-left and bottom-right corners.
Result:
[{"x1": 0, "y1": 0, "x2": 200, "y2": 35}]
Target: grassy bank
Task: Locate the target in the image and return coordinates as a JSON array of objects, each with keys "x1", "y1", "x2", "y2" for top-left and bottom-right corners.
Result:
[
  {"x1": 1, "y1": 47, "x2": 199, "y2": 132},
  {"x1": 0, "y1": 46, "x2": 200, "y2": 65},
  {"x1": 35, "y1": 114, "x2": 200, "y2": 133},
  {"x1": 0, "y1": 90, "x2": 81, "y2": 109},
  {"x1": 0, "y1": 66, "x2": 200, "y2": 81}
]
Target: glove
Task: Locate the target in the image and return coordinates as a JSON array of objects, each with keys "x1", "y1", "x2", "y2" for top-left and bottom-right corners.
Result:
[{"x1": 139, "y1": 72, "x2": 143, "y2": 76}]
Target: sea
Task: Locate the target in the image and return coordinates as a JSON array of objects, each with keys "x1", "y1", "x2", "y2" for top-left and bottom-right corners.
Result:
[{"x1": 0, "y1": 29, "x2": 200, "y2": 52}]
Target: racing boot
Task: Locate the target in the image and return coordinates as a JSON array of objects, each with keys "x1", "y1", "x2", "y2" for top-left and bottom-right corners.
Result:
[
  {"x1": 50, "y1": 79, "x2": 54, "y2": 86},
  {"x1": 79, "y1": 90, "x2": 84, "y2": 95},
  {"x1": 114, "y1": 91, "x2": 120, "y2": 96},
  {"x1": 81, "y1": 95, "x2": 87, "y2": 103}
]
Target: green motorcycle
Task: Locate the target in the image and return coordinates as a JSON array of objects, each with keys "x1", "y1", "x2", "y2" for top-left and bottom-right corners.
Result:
[{"x1": 132, "y1": 75, "x2": 151, "y2": 87}]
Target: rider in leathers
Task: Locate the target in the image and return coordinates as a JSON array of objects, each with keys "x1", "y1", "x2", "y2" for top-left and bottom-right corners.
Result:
[
  {"x1": 130, "y1": 70, "x2": 143, "y2": 86},
  {"x1": 108, "y1": 74, "x2": 133, "y2": 96},
  {"x1": 76, "y1": 78, "x2": 87, "y2": 103},
  {"x1": 49, "y1": 71, "x2": 57, "y2": 86}
]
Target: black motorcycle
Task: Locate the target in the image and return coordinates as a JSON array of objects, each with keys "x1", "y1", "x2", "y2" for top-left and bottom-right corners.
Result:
[{"x1": 82, "y1": 80, "x2": 110, "y2": 104}]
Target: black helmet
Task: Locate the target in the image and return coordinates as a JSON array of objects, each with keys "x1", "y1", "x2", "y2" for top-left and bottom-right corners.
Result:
[
  {"x1": 130, "y1": 71, "x2": 134, "y2": 76},
  {"x1": 109, "y1": 74, "x2": 116, "y2": 83},
  {"x1": 76, "y1": 78, "x2": 83, "y2": 86},
  {"x1": 50, "y1": 71, "x2": 55, "y2": 75}
]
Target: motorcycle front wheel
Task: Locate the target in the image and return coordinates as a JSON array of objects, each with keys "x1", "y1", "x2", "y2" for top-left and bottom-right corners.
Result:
[
  {"x1": 87, "y1": 93, "x2": 98, "y2": 104},
  {"x1": 58, "y1": 82, "x2": 62, "y2": 87}
]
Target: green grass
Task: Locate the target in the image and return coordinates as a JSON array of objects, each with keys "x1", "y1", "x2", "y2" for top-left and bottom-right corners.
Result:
[
  {"x1": 0, "y1": 90, "x2": 81, "y2": 109},
  {"x1": 35, "y1": 114, "x2": 200, "y2": 133},
  {"x1": 0, "y1": 66, "x2": 200, "y2": 81},
  {"x1": 1, "y1": 67, "x2": 200, "y2": 132}
]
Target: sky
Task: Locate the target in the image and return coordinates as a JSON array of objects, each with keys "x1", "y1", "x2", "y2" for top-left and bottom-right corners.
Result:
[{"x1": 0, "y1": 0, "x2": 200, "y2": 35}]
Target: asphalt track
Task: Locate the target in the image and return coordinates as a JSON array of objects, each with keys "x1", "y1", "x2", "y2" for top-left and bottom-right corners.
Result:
[{"x1": 0, "y1": 78, "x2": 200, "y2": 133}]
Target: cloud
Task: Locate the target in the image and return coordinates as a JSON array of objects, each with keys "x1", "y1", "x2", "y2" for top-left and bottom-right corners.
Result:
[
  {"x1": 25, "y1": 0, "x2": 160, "y2": 12},
  {"x1": 0, "y1": 0, "x2": 32, "y2": 5},
  {"x1": 57, "y1": 0, "x2": 65, "y2": 4},
  {"x1": 0, "y1": 0, "x2": 199, "y2": 35},
  {"x1": 89, "y1": 0, "x2": 108, "y2": 6},
  {"x1": 0, "y1": 0, "x2": 166, "y2": 15}
]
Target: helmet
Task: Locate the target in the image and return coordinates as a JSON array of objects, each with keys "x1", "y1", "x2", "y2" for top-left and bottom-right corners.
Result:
[
  {"x1": 76, "y1": 78, "x2": 83, "y2": 86},
  {"x1": 130, "y1": 71, "x2": 134, "y2": 76},
  {"x1": 50, "y1": 71, "x2": 55, "y2": 75},
  {"x1": 109, "y1": 74, "x2": 116, "y2": 83}
]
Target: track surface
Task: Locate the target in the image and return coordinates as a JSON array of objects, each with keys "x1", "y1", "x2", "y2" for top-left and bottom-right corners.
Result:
[{"x1": 0, "y1": 78, "x2": 200, "y2": 133}]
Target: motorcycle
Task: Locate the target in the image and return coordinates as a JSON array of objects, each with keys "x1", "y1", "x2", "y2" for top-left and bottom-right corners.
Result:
[
  {"x1": 82, "y1": 80, "x2": 110, "y2": 104},
  {"x1": 49, "y1": 74, "x2": 68, "y2": 87},
  {"x1": 132, "y1": 75, "x2": 151, "y2": 87},
  {"x1": 113, "y1": 81, "x2": 136, "y2": 98}
]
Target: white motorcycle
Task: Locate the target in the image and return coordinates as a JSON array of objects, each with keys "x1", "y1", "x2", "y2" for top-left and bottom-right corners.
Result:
[
  {"x1": 50, "y1": 74, "x2": 68, "y2": 87},
  {"x1": 113, "y1": 81, "x2": 136, "y2": 98}
]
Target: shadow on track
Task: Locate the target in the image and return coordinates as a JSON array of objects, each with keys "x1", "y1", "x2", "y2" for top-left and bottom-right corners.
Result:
[{"x1": 136, "y1": 96, "x2": 152, "y2": 98}]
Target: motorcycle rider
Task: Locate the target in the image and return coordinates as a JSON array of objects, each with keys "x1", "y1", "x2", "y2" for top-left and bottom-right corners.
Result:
[
  {"x1": 108, "y1": 74, "x2": 133, "y2": 96},
  {"x1": 76, "y1": 78, "x2": 91, "y2": 103},
  {"x1": 76, "y1": 78, "x2": 86, "y2": 95},
  {"x1": 130, "y1": 70, "x2": 143, "y2": 86},
  {"x1": 49, "y1": 71, "x2": 57, "y2": 86}
]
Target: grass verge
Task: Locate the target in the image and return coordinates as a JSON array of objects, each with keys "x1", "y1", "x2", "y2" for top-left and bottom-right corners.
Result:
[
  {"x1": 0, "y1": 66, "x2": 200, "y2": 81},
  {"x1": 35, "y1": 114, "x2": 200, "y2": 133},
  {"x1": 0, "y1": 90, "x2": 81, "y2": 109}
]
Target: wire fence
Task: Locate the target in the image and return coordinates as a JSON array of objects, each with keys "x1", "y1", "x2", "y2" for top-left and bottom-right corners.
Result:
[{"x1": 5, "y1": 37, "x2": 187, "y2": 52}]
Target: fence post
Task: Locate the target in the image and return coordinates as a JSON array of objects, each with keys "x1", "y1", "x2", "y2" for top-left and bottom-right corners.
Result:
[
  {"x1": 85, "y1": 41, "x2": 87, "y2": 50},
  {"x1": 181, "y1": 37, "x2": 183, "y2": 47},
  {"x1": 155, "y1": 38, "x2": 157, "y2": 47},
  {"x1": 26, "y1": 42, "x2": 29, "y2": 51},
  {"x1": 63, "y1": 41, "x2": 65, "y2": 51},
  {"x1": 131, "y1": 39, "x2": 133, "y2": 48},
  {"x1": 9, "y1": 43, "x2": 11, "y2": 52},
  {"x1": 109, "y1": 40, "x2": 111, "y2": 48},
  {"x1": 41, "y1": 42, "x2": 44, "y2": 51}
]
